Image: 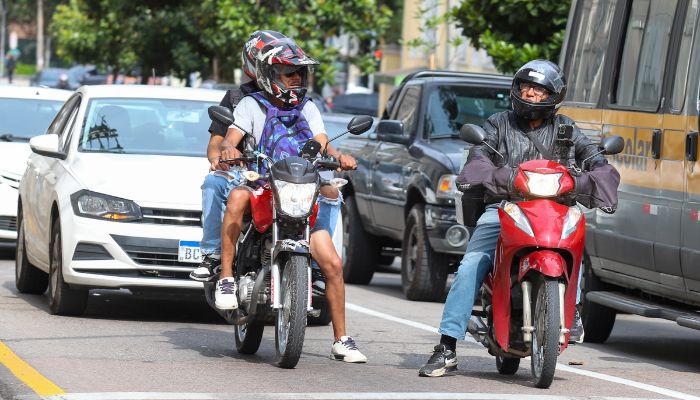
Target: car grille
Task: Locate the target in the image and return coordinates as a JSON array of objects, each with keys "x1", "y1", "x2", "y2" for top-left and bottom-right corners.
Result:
[
  {"x1": 140, "y1": 208, "x2": 201, "y2": 227},
  {"x1": 111, "y1": 234, "x2": 197, "y2": 276},
  {"x1": 0, "y1": 216, "x2": 17, "y2": 232},
  {"x1": 0, "y1": 172, "x2": 20, "y2": 190}
]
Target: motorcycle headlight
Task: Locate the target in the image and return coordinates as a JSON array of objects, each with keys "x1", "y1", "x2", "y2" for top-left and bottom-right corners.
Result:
[
  {"x1": 561, "y1": 206, "x2": 583, "y2": 239},
  {"x1": 524, "y1": 172, "x2": 562, "y2": 197},
  {"x1": 274, "y1": 181, "x2": 317, "y2": 218},
  {"x1": 502, "y1": 202, "x2": 534, "y2": 237},
  {"x1": 70, "y1": 190, "x2": 141, "y2": 222}
]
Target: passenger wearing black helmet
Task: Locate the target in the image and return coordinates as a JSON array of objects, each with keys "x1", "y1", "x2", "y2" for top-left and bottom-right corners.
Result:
[{"x1": 418, "y1": 60, "x2": 620, "y2": 377}]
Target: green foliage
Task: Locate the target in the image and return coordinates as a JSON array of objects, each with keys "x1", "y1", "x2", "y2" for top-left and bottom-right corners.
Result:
[
  {"x1": 15, "y1": 63, "x2": 37, "y2": 76},
  {"x1": 50, "y1": 0, "x2": 393, "y2": 85},
  {"x1": 451, "y1": 0, "x2": 570, "y2": 74}
]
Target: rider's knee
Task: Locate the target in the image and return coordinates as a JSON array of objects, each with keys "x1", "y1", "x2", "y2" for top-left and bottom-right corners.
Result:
[
  {"x1": 324, "y1": 256, "x2": 343, "y2": 281},
  {"x1": 226, "y1": 190, "x2": 249, "y2": 213}
]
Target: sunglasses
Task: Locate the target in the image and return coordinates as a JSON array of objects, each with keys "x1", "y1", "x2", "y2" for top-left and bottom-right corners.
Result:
[{"x1": 519, "y1": 83, "x2": 550, "y2": 97}]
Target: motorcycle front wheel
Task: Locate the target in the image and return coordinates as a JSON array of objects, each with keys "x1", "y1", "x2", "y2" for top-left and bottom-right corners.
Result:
[
  {"x1": 275, "y1": 254, "x2": 308, "y2": 368},
  {"x1": 531, "y1": 276, "x2": 561, "y2": 388}
]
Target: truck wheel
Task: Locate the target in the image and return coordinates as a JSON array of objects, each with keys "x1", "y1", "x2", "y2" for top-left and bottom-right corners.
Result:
[
  {"x1": 401, "y1": 204, "x2": 448, "y2": 301},
  {"x1": 341, "y1": 195, "x2": 378, "y2": 284},
  {"x1": 581, "y1": 251, "x2": 616, "y2": 343}
]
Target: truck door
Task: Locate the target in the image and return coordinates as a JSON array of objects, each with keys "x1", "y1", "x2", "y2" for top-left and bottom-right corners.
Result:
[
  {"x1": 370, "y1": 85, "x2": 421, "y2": 233},
  {"x1": 680, "y1": 0, "x2": 700, "y2": 298}
]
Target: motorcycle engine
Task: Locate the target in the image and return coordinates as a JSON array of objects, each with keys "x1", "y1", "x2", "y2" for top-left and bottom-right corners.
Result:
[{"x1": 238, "y1": 273, "x2": 256, "y2": 310}]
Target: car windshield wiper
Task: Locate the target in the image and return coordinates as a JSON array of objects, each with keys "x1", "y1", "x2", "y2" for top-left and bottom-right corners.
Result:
[{"x1": 0, "y1": 134, "x2": 32, "y2": 142}]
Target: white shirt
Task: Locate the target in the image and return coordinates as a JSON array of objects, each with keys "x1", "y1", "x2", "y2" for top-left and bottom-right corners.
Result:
[{"x1": 230, "y1": 95, "x2": 326, "y2": 143}]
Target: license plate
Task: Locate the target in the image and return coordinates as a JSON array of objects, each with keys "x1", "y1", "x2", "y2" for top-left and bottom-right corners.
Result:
[{"x1": 178, "y1": 240, "x2": 202, "y2": 263}]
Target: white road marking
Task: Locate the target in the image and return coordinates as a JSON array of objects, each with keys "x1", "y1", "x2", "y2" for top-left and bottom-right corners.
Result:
[
  {"x1": 345, "y1": 303, "x2": 700, "y2": 400},
  {"x1": 40, "y1": 393, "x2": 668, "y2": 400}
]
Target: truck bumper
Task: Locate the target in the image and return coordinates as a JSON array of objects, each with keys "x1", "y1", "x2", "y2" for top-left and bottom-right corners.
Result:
[{"x1": 424, "y1": 204, "x2": 469, "y2": 255}]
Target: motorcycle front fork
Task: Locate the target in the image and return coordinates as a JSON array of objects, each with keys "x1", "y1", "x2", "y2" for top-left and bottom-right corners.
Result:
[
  {"x1": 270, "y1": 220, "x2": 313, "y2": 313},
  {"x1": 520, "y1": 280, "x2": 569, "y2": 345}
]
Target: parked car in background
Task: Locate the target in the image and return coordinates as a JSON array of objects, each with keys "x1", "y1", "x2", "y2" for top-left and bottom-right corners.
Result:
[
  {"x1": 68, "y1": 64, "x2": 109, "y2": 87},
  {"x1": 0, "y1": 86, "x2": 70, "y2": 248},
  {"x1": 336, "y1": 70, "x2": 512, "y2": 301},
  {"x1": 30, "y1": 68, "x2": 72, "y2": 90},
  {"x1": 15, "y1": 85, "x2": 225, "y2": 315},
  {"x1": 330, "y1": 93, "x2": 379, "y2": 117}
]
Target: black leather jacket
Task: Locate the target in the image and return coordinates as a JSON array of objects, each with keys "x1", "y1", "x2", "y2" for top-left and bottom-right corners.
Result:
[{"x1": 457, "y1": 110, "x2": 620, "y2": 212}]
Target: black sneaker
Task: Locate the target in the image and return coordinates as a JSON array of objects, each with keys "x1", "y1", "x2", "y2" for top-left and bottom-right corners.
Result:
[
  {"x1": 418, "y1": 344, "x2": 457, "y2": 377},
  {"x1": 569, "y1": 309, "x2": 585, "y2": 344},
  {"x1": 189, "y1": 255, "x2": 221, "y2": 282},
  {"x1": 312, "y1": 268, "x2": 326, "y2": 296}
]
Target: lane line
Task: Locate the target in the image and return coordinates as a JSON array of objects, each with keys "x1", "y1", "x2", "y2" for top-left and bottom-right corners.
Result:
[
  {"x1": 41, "y1": 392, "x2": 668, "y2": 400},
  {"x1": 345, "y1": 302, "x2": 700, "y2": 400},
  {"x1": 0, "y1": 340, "x2": 64, "y2": 396}
]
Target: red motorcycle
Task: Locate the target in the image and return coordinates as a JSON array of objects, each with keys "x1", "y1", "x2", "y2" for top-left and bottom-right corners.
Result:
[{"x1": 457, "y1": 124, "x2": 623, "y2": 388}]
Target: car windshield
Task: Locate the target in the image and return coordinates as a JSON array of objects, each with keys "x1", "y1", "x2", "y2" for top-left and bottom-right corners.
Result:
[
  {"x1": 78, "y1": 98, "x2": 212, "y2": 156},
  {"x1": 425, "y1": 85, "x2": 511, "y2": 138},
  {"x1": 0, "y1": 98, "x2": 65, "y2": 139}
]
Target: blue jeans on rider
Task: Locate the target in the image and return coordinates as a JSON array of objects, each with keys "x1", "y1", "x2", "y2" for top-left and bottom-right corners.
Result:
[
  {"x1": 438, "y1": 207, "x2": 583, "y2": 340},
  {"x1": 200, "y1": 169, "x2": 246, "y2": 256},
  {"x1": 310, "y1": 189, "x2": 343, "y2": 270}
]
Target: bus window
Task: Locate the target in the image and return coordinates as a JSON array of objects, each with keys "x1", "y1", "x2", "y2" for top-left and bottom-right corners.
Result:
[
  {"x1": 614, "y1": 0, "x2": 678, "y2": 110},
  {"x1": 566, "y1": 0, "x2": 618, "y2": 104},
  {"x1": 671, "y1": 0, "x2": 700, "y2": 113}
]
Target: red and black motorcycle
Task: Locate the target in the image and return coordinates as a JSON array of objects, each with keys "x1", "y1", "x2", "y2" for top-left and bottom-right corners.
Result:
[
  {"x1": 456, "y1": 124, "x2": 623, "y2": 388},
  {"x1": 204, "y1": 105, "x2": 372, "y2": 368}
]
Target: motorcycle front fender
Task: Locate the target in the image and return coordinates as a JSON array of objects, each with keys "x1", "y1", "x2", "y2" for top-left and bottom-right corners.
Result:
[{"x1": 517, "y1": 250, "x2": 567, "y2": 282}]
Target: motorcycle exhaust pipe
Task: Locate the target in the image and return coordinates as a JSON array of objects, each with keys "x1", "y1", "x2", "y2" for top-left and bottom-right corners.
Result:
[
  {"x1": 521, "y1": 281, "x2": 534, "y2": 343},
  {"x1": 559, "y1": 282, "x2": 569, "y2": 344}
]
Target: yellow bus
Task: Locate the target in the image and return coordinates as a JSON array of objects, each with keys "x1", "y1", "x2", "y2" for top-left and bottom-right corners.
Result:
[{"x1": 559, "y1": 0, "x2": 700, "y2": 341}]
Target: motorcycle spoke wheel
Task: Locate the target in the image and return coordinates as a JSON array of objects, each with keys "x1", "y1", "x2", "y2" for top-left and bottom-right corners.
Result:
[
  {"x1": 530, "y1": 277, "x2": 561, "y2": 388},
  {"x1": 274, "y1": 255, "x2": 308, "y2": 368}
]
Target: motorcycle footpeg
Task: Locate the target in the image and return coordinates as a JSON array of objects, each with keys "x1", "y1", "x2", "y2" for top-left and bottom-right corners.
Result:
[{"x1": 307, "y1": 308, "x2": 322, "y2": 318}]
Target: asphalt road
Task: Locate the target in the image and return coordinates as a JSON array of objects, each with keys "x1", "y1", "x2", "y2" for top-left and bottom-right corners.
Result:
[{"x1": 0, "y1": 250, "x2": 699, "y2": 400}]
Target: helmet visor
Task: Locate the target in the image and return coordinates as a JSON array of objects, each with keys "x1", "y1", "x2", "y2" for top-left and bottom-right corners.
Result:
[{"x1": 271, "y1": 64, "x2": 309, "y2": 89}]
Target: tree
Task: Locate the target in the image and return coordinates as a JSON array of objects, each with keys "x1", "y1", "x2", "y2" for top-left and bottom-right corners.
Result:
[{"x1": 451, "y1": 0, "x2": 570, "y2": 74}]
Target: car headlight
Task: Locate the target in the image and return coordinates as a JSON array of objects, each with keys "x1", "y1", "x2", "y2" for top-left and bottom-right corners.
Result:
[
  {"x1": 561, "y1": 206, "x2": 583, "y2": 239},
  {"x1": 274, "y1": 181, "x2": 317, "y2": 218},
  {"x1": 502, "y1": 202, "x2": 534, "y2": 237},
  {"x1": 70, "y1": 190, "x2": 142, "y2": 221},
  {"x1": 436, "y1": 174, "x2": 458, "y2": 199},
  {"x1": 524, "y1": 171, "x2": 562, "y2": 197}
]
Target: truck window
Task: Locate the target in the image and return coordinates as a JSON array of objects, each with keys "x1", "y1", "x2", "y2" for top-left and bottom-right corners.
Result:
[
  {"x1": 614, "y1": 0, "x2": 678, "y2": 110},
  {"x1": 671, "y1": 0, "x2": 700, "y2": 113},
  {"x1": 565, "y1": 0, "x2": 618, "y2": 104},
  {"x1": 393, "y1": 85, "x2": 421, "y2": 136},
  {"x1": 424, "y1": 85, "x2": 510, "y2": 138}
]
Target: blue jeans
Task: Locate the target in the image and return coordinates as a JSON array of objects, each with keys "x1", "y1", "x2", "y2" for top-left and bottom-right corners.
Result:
[
  {"x1": 310, "y1": 191, "x2": 342, "y2": 270},
  {"x1": 438, "y1": 207, "x2": 584, "y2": 340},
  {"x1": 200, "y1": 169, "x2": 246, "y2": 256}
]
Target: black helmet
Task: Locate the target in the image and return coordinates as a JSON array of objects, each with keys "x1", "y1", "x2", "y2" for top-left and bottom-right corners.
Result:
[
  {"x1": 241, "y1": 30, "x2": 287, "y2": 83},
  {"x1": 254, "y1": 37, "x2": 319, "y2": 107},
  {"x1": 510, "y1": 59, "x2": 567, "y2": 121}
]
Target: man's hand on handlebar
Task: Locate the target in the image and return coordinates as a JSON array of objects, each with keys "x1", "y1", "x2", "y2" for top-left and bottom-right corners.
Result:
[
  {"x1": 220, "y1": 146, "x2": 244, "y2": 167},
  {"x1": 210, "y1": 157, "x2": 229, "y2": 171},
  {"x1": 338, "y1": 153, "x2": 357, "y2": 171}
]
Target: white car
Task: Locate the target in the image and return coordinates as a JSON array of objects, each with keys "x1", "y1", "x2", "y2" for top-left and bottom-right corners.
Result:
[
  {"x1": 15, "y1": 85, "x2": 226, "y2": 315},
  {"x1": 0, "y1": 86, "x2": 70, "y2": 249}
]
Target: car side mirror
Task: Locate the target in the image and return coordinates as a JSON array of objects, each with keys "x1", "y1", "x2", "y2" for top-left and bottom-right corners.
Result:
[
  {"x1": 459, "y1": 124, "x2": 487, "y2": 145},
  {"x1": 29, "y1": 134, "x2": 66, "y2": 159},
  {"x1": 376, "y1": 120, "x2": 410, "y2": 145},
  {"x1": 347, "y1": 115, "x2": 374, "y2": 135},
  {"x1": 208, "y1": 105, "x2": 234, "y2": 127},
  {"x1": 601, "y1": 135, "x2": 624, "y2": 155}
]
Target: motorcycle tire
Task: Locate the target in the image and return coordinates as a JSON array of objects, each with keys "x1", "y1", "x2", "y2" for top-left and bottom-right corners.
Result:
[
  {"x1": 274, "y1": 254, "x2": 308, "y2": 368},
  {"x1": 496, "y1": 355, "x2": 520, "y2": 375},
  {"x1": 235, "y1": 317, "x2": 265, "y2": 354},
  {"x1": 530, "y1": 276, "x2": 560, "y2": 389},
  {"x1": 581, "y1": 251, "x2": 616, "y2": 343}
]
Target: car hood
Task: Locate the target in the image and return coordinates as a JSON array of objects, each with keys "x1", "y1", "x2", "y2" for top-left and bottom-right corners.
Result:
[
  {"x1": 0, "y1": 142, "x2": 32, "y2": 176},
  {"x1": 427, "y1": 139, "x2": 466, "y2": 173},
  {"x1": 71, "y1": 154, "x2": 209, "y2": 208}
]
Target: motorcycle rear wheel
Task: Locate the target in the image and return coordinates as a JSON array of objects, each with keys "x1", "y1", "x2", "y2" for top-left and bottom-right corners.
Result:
[
  {"x1": 530, "y1": 276, "x2": 560, "y2": 388},
  {"x1": 275, "y1": 254, "x2": 308, "y2": 368},
  {"x1": 496, "y1": 355, "x2": 520, "y2": 375},
  {"x1": 235, "y1": 316, "x2": 265, "y2": 354}
]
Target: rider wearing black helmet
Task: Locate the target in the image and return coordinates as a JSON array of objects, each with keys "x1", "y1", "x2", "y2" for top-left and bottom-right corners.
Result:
[{"x1": 418, "y1": 59, "x2": 620, "y2": 377}]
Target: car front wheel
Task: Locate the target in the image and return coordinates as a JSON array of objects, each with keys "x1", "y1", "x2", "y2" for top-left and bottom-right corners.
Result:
[{"x1": 48, "y1": 218, "x2": 88, "y2": 316}]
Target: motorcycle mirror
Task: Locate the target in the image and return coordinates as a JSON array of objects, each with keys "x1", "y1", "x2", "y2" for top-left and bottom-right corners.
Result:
[
  {"x1": 328, "y1": 177, "x2": 348, "y2": 189},
  {"x1": 208, "y1": 105, "x2": 234, "y2": 127},
  {"x1": 301, "y1": 139, "x2": 321, "y2": 158},
  {"x1": 601, "y1": 135, "x2": 624, "y2": 155},
  {"x1": 242, "y1": 171, "x2": 260, "y2": 182},
  {"x1": 347, "y1": 116, "x2": 374, "y2": 135},
  {"x1": 459, "y1": 124, "x2": 487, "y2": 145}
]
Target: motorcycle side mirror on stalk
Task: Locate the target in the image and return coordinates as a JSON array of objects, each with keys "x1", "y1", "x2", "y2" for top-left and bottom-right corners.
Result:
[
  {"x1": 459, "y1": 123, "x2": 504, "y2": 159},
  {"x1": 322, "y1": 115, "x2": 374, "y2": 156},
  {"x1": 208, "y1": 105, "x2": 234, "y2": 127},
  {"x1": 580, "y1": 135, "x2": 625, "y2": 170}
]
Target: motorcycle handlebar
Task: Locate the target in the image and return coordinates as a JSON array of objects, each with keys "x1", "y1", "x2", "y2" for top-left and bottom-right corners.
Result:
[{"x1": 219, "y1": 156, "x2": 257, "y2": 164}]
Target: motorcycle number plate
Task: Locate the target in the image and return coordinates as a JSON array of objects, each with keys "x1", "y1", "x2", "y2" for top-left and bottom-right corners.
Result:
[{"x1": 178, "y1": 240, "x2": 202, "y2": 263}]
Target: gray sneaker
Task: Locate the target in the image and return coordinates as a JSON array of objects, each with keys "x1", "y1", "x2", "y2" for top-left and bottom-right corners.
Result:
[{"x1": 418, "y1": 344, "x2": 457, "y2": 377}]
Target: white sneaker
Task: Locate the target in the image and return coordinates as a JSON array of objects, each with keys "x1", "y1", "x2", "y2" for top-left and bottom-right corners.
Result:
[
  {"x1": 214, "y1": 277, "x2": 238, "y2": 310},
  {"x1": 330, "y1": 336, "x2": 367, "y2": 363}
]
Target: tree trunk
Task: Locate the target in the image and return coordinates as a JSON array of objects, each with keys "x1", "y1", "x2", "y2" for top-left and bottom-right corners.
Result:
[
  {"x1": 212, "y1": 56, "x2": 219, "y2": 82},
  {"x1": 36, "y1": 0, "x2": 44, "y2": 71}
]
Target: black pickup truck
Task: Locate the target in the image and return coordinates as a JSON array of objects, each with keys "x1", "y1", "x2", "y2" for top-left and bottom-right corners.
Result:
[{"x1": 337, "y1": 71, "x2": 512, "y2": 301}]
